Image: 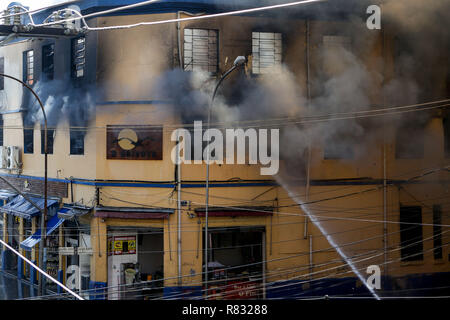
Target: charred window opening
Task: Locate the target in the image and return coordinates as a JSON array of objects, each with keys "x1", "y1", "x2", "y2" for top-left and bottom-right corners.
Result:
[
  {"x1": 42, "y1": 43, "x2": 54, "y2": 81},
  {"x1": 23, "y1": 50, "x2": 34, "y2": 86},
  {"x1": 433, "y1": 205, "x2": 443, "y2": 260},
  {"x1": 0, "y1": 57, "x2": 4, "y2": 90},
  {"x1": 183, "y1": 28, "x2": 218, "y2": 73},
  {"x1": 23, "y1": 127, "x2": 34, "y2": 154},
  {"x1": 395, "y1": 123, "x2": 425, "y2": 159},
  {"x1": 252, "y1": 32, "x2": 282, "y2": 74},
  {"x1": 41, "y1": 128, "x2": 55, "y2": 154},
  {"x1": 70, "y1": 128, "x2": 85, "y2": 155},
  {"x1": 400, "y1": 206, "x2": 423, "y2": 261},
  {"x1": 72, "y1": 37, "x2": 85, "y2": 80}
]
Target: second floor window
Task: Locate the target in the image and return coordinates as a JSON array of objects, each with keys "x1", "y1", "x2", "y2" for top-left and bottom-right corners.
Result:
[
  {"x1": 400, "y1": 206, "x2": 423, "y2": 261},
  {"x1": 70, "y1": 128, "x2": 85, "y2": 155},
  {"x1": 41, "y1": 128, "x2": 55, "y2": 154},
  {"x1": 252, "y1": 32, "x2": 282, "y2": 74},
  {"x1": 184, "y1": 28, "x2": 218, "y2": 73},
  {"x1": 24, "y1": 127, "x2": 34, "y2": 154},
  {"x1": 42, "y1": 43, "x2": 55, "y2": 80},
  {"x1": 23, "y1": 50, "x2": 34, "y2": 86}
]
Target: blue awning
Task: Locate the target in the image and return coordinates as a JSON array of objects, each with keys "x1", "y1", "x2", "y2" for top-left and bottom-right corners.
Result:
[
  {"x1": 0, "y1": 190, "x2": 16, "y2": 202},
  {"x1": 57, "y1": 205, "x2": 90, "y2": 220},
  {"x1": 20, "y1": 214, "x2": 65, "y2": 251},
  {"x1": 0, "y1": 195, "x2": 59, "y2": 220}
]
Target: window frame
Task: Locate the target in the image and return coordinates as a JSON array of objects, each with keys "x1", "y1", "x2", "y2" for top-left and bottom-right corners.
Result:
[
  {"x1": 183, "y1": 28, "x2": 219, "y2": 74},
  {"x1": 251, "y1": 31, "x2": 282, "y2": 75},
  {"x1": 23, "y1": 50, "x2": 34, "y2": 86}
]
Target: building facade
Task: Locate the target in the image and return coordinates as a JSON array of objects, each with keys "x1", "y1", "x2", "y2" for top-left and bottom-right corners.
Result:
[{"x1": 0, "y1": 0, "x2": 449, "y2": 299}]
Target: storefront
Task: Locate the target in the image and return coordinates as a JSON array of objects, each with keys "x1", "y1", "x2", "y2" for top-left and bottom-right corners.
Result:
[
  {"x1": 203, "y1": 226, "x2": 266, "y2": 300},
  {"x1": 94, "y1": 206, "x2": 172, "y2": 300}
]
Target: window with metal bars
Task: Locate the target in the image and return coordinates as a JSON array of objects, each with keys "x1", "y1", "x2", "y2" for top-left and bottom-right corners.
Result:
[
  {"x1": 72, "y1": 37, "x2": 85, "y2": 79},
  {"x1": 183, "y1": 28, "x2": 218, "y2": 73},
  {"x1": 252, "y1": 32, "x2": 282, "y2": 74},
  {"x1": 23, "y1": 50, "x2": 34, "y2": 86}
]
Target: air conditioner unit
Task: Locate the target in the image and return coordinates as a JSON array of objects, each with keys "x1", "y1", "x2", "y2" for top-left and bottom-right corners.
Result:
[
  {"x1": 6, "y1": 146, "x2": 20, "y2": 170},
  {"x1": 0, "y1": 146, "x2": 7, "y2": 169}
]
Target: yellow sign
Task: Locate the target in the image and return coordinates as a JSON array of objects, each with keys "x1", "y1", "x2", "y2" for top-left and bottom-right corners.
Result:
[{"x1": 114, "y1": 240, "x2": 123, "y2": 250}]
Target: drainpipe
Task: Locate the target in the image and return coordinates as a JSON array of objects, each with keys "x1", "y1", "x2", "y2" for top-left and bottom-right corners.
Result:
[
  {"x1": 176, "y1": 131, "x2": 182, "y2": 286},
  {"x1": 304, "y1": 19, "x2": 311, "y2": 239}
]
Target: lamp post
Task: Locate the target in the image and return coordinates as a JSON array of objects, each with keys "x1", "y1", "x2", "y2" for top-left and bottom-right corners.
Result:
[
  {"x1": 0, "y1": 73, "x2": 48, "y2": 297},
  {"x1": 204, "y1": 56, "x2": 246, "y2": 299}
]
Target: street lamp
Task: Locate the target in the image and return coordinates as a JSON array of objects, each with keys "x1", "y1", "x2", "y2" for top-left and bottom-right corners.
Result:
[
  {"x1": 0, "y1": 73, "x2": 48, "y2": 297},
  {"x1": 204, "y1": 56, "x2": 246, "y2": 298}
]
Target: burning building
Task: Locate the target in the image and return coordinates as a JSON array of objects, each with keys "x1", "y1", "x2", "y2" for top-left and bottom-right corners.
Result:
[{"x1": 0, "y1": 0, "x2": 449, "y2": 300}]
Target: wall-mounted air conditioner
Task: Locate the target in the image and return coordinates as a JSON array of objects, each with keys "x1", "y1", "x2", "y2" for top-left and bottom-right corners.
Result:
[
  {"x1": 0, "y1": 146, "x2": 7, "y2": 169},
  {"x1": 6, "y1": 146, "x2": 20, "y2": 170}
]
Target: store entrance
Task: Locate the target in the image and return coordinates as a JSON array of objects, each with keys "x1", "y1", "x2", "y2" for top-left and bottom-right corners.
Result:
[
  {"x1": 107, "y1": 227, "x2": 163, "y2": 300},
  {"x1": 203, "y1": 226, "x2": 265, "y2": 299}
]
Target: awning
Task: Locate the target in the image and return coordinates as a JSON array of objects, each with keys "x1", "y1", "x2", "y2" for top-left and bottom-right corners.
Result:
[
  {"x1": 20, "y1": 214, "x2": 65, "y2": 251},
  {"x1": 0, "y1": 195, "x2": 59, "y2": 220},
  {"x1": 57, "y1": 205, "x2": 91, "y2": 220},
  {"x1": 195, "y1": 206, "x2": 273, "y2": 217},
  {"x1": 94, "y1": 206, "x2": 174, "y2": 219}
]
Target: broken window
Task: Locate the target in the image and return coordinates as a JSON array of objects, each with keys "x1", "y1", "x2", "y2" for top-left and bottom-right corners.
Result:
[
  {"x1": 400, "y1": 206, "x2": 423, "y2": 261},
  {"x1": 252, "y1": 32, "x2": 282, "y2": 74},
  {"x1": 183, "y1": 28, "x2": 218, "y2": 73},
  {"x1": 23, "y1": 50, "x2": 34, "y2": 86},
  {"x1": 42, "y1": 43, "x2": 54, "y2": 80},
  {"x1": 395, "y1": 124, "x2": 425, "y2": 159},
  {"x1": 70, "y1": 128, "x2": 85, "y2": 155},
  {"x1": 23, "y1": 128, "x2": 33, "y2": 154},
  {"x1": 72, "y1": 37, "x2": 85, "y2": 79},
  {"x1": 41, "y1": 128, "x2": 55, "y2": 154}
]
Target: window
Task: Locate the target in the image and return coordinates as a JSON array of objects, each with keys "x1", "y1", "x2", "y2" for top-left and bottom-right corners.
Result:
[
  {"x1": 443, "y1": 115, "x2": 450, "y2": 158},
  {"x1": 0, "y1": 57, "x2": 4, "y2": 90},
  {"x1": 23, "y1": 50, "x2": 34, "y2": 86},
  {"x1": 70, "y1": 128, "x2": 84, "y2": 155},
  {"x1": 400, "y1": 206, "x2": 423, "y2": 261},
  {"x1": 252, "y1": 32, "x2": 282, "y2": 74},
  {"x1": 41, "y1": 128, "x2": 54, "y2": 154},
  {"x1": 183, "y1": 29, "x2": 218, "y2": 73},
  {"x1": 23, "y1": 128, "x2": 34, "y2": 154},
  {"x1": 433, "y1": 205, "x2": 443, "y2": 260},
  {"x1": 72, "y1": 37, "x2": 85, "y2": 79},
  {"x1": 396, "y1": 124, "x2": 425, "y2": 159},
  {"x1": 42, "y1": 43, "x2": 54, "y2": 80},
  {"x1": 0, "y1": 117, "x2": 3, "y2": 146}
]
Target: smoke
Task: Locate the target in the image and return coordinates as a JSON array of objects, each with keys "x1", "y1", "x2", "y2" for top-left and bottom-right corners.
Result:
[{"x1": 22, "y1": 79, "x2": 96, "y2": 129}]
